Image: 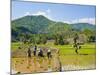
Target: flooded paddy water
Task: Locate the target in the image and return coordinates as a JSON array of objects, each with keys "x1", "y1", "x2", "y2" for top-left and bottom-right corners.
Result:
[{"x1": 12, "y1": 53, "x2": 96, "y2": 74}]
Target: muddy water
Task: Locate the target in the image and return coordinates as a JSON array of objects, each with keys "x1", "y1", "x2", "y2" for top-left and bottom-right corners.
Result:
[
  {"x1": 12, "y1": 55, "x2": 61, "y2": 74},
  {"x1": 12, "y1": 55, "x2": 95, "y2": 74},
  {"x1": 12, "y1": 57, "x2": 48, "y2": 73}
]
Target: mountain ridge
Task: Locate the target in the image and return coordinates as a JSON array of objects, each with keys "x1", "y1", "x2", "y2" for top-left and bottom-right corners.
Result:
[{"x1": 11, "y1": 15, "x2": 95, "y2": 41}]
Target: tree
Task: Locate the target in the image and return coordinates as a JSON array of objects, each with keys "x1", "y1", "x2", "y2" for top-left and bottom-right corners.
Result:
[
  {"x1": 54, "y1": 34, "x2": 59, "y2": 45},
  {"x1": 78, "y1": 34, "x2": 87, "y2": 44},
  {"x1": 28, "y1": 34, "x2": 36, "y2": 45},
  {"x1": 73, "y1": 33, "x2": 79, "y2": 44},
  {"x1": 36, "y1": 35, "x2": 41, "y2": 44},
  {"x1": 88, "y1": 35, "x2": 96, "y2": 42},
  {"x1": 41, "y1": 36, "x2": 47, "y2": 44},
  {"x1": 82, "y1": 29, "x2": 96, "y2": 43},
  {"x1": 58, "y1": 35, "x2": 64, "y2": 45}
]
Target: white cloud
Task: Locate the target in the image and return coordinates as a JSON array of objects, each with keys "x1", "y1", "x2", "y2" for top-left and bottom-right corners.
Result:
[
  {"x1": 32, "y1": 11, "x2": 47, "y2": 16},
  {"x1": 63, "y1": 18, "x2": 95, "y2": 25},
  {"x1": 71, "y1": 18, "x2": 96, "y2": 25},
  {"x1": 63, "y1": 20, "x2": 71, "y2": 24},
  {"x1": 24, "y1": 9, "x2": 52, "y2": 20},
  {"x1": 24, "y1": 11, "x2": 47, "y2": 16},
  {"x1": 24, "y1": 12, "x2": 30, "y2": 16}
]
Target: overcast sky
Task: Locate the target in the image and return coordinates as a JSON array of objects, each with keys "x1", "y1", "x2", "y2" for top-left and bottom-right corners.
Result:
[{"x1": 12, "y1": 1, "x2": 96, "y2": 24}]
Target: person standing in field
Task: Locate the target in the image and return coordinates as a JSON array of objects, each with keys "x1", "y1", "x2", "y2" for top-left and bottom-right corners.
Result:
[
  {"x1": 38, "y1": 48, "x2": 44, "y2": 57},
  {"x1": 47, "y1": 49, "x2": 52, "y2": 59},
  {"x1": 33, "y1": 45, "x2": 37, "y2": 56},
  {"x1": 73, "y1": 33, "x2": 81, "y2": 54},
  {"x1": 27, "y1": 47, "x2": 31, "y2": 58},
  {"x1": 74, "y1": 43, "x2": 81, "y2": 54},
  {"x1": 73, "y1": 33, "x2": 79, "y2": 54},
  {"x1": 74, "y1": 43, "x2": 78, "y2": 54}
]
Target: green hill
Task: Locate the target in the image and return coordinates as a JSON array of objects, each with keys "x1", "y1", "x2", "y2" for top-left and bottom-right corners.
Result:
[
  {"x1": 71, "y1": 23, "x2": 95, "y2": 31},
  {"x1": 11, "y1": 15, "x2": 95, "y2": 42},
  {"x1": 11, "y1": 15, "x2": 70, "y2": 40}
]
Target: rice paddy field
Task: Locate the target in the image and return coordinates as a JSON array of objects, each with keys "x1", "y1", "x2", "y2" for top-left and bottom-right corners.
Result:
[{"x1": 11, "y1": 42, "x2": 96, "y2": 74}]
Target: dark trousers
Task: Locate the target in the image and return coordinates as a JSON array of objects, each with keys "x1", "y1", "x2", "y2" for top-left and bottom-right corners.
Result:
[
  {"x1": 47, "y1": 52, "x2": 51, "y2": 58},
  {"x1": 33, "y1": 51, "x2": 36, "y2": 56},
  {"x1": 75, "y1": 49, "x2": 78, "y2": 54},
  {"x1": 28, "y1": 53, "x2": 31, "y2": 58},
  {"x1": 38, "y1": 52, "x2": 44, "y2": 57}
]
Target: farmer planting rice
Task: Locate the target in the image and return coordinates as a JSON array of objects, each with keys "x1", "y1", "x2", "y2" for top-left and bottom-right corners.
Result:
[
  {"x1": 33, "y1": 45, "x2": 37, "y2": 56},
  {"x1": 47, "y1": 49, "x2": 52, "y2": 59},
  {"x1": 27, "y1": 48, "x2": 31, "y2": 58},
  {"x1": 38, "y1": 48, "x2": 44, "y2": 57}
]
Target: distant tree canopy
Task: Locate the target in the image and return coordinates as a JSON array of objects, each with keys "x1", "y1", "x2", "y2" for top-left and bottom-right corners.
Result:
[
  {"x1": 82, "y1": 29, "x2": 96, "y2": 43},
  {"x1": 54, "y1": 34, "x2": 64, "y2": 45}
]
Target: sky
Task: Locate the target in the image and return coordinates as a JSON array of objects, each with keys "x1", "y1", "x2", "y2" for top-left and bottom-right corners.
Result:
[{"x1": 12, "y1": 1, "x2": 96, "y2": 24}]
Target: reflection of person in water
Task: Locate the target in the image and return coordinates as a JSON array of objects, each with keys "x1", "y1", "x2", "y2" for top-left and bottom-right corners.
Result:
[
  {"x1": 27, "y1": 48, "x2": 31, "y2": 58},
  {"x1": 27, "y1": 56, "x2": 32, "y2": 69}
]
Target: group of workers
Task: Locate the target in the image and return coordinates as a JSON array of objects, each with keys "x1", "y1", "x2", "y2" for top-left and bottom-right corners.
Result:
[{"x1": 27, "y1": 45, "x2": 52, "y2": 59}]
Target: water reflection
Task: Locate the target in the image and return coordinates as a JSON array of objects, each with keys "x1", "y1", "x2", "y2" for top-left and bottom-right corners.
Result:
[{"x1": 27, "y1": 58, "x2": 32, "y2": 69}]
